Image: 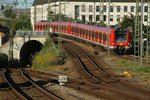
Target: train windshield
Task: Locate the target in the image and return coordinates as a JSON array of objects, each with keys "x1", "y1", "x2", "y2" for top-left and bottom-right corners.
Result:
[{"x1": 115, "y1": 31, "x2": 127, "y2": 42}]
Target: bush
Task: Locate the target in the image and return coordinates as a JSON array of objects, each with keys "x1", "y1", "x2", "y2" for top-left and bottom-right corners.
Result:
[
  {"x1": 0, "y1": 53, "x2": 8, "y2": 68},
  {"x1": 32, "y1": 38, "x2": 58, "y2": 70}
]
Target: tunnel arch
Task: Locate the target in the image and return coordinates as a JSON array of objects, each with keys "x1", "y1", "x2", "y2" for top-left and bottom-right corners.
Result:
[{"x1": 20, "y1": 40, "x2": 43, "y2": 67}]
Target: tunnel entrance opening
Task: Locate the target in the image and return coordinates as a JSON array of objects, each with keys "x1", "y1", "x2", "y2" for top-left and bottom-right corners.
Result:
[{"x1": 20, "y1": 40, "x2": 43, "y2": 67}]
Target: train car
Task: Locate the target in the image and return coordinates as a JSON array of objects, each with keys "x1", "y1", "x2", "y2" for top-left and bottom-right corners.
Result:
[{"x1": 34, "y1": 21, "x2": 130, "y2": 54}]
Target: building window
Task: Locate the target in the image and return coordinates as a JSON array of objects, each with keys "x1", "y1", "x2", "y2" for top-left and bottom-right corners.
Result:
[
  {"x1": 89, "y1": 15, "x2": 93, "y2": 21},
  {"x1": 96, "y1": 6, "x2": 100, "y2": 12},
  {"x1": 110, "y1": 6, "x2": 113, "y2": 12},
  {"x1": 81, "y1": 5, "x2": 86, "y2": 12},
  {"x1": 117, "y1": 6, "x2": 120, "y2": 12},
  {"x1": 89, "y1": 5, "x2": 93, "y2": 12},
  {"x1": 131, "y1": 6, "x2": 134, "y2": 12},
  {"x1": 82, "y1": 15, "x2": 86, "y2": 21},
  {"x1": 144, "y1": 15, "x2": 148, "y2": 21},
  {"x1": 103, "y1": 6, "x2": 106, "y2": 12},
  {"x1": 103, "y1": 15, "x2": 106, "y2": 21},
  {"x1": 96, "y1": 15, "x2": 99, "y2": 21},
  {"x1": 124, "y1": 6, "x2": 128, "y2": 12},
  {"x1": 144, "y1": 6, "x2": 148, "y2": 12},
  {"x1": 110, "y1": 15, "x2": 113, "y2": 21},
  {"x1": 75, "y1": 5, "x2": 79, "y2": 19},
  {"x1": 117, "y1": 15, "x2": 120, "y2": 22}
]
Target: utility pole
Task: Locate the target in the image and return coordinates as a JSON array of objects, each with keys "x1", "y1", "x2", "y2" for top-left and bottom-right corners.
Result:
[
  {"x1": 140, "y1": 0, "x2": 144, "y2": 66},
  {"x1": 9, "y1": 30, "x2": 13, "y2": 60},
  {"x1": 33, "y1": 5, "x2": 37, "y2": 31},
  {"x1": 146, "y1": 0, "x2": 150, "y2": 63},
  {"x1": 24, "y1": 0, "x2": 27, "y2": 11},
  {"x1": 64, "y1": 0, "x2": 67, "y2": 20},
  {"x1": 48, "y1": 0, "x2": 51, "y2": 21},
  {"x1": 58, "y1": 0, "x2": 62, "y2": 57},
  {"x1": 134, "y1": 0, "x2": 140, "y2": 65},
  {"x1": 107, "y1": 0, "x2": 111, "y2": 60},
  {"x1": 94, "y1": 2, "x2": 96, "y2": 25},
  {"x1": 99, "y1": 0, "x2": 104, "y2": 26},
  {"x1": 13, "y1": 0, "x2": 19, "y2": 19}
]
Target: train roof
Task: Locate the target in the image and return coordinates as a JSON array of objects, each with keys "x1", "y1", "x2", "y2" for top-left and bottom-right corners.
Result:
[{"x1": 35, "y1": 21, "x2": 111, "y2": 33}]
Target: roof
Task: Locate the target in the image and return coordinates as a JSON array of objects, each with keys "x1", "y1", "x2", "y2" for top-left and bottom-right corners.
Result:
[
  {"x1": 0, "y1": 32, "x2": 4, "y2": 36},
  {"x1": 32, "y1": 0, "x2": 138, "y2": 6},
  {"x1": 35, "y1": 21, "x2": 111, "y2": 33}
]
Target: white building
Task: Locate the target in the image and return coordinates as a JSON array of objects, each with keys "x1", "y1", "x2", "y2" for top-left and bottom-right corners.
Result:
[{"x1": 31, "y1": 0, "x2": 148, "y2": 28}]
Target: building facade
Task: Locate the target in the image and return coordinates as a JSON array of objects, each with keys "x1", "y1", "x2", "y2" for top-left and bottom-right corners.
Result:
[{"x1": 31, "y1": 0, "x2": 148, "y2": 29}]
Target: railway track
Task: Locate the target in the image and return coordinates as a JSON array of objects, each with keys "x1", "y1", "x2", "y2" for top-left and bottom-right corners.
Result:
[
  {"x1": 2, "y1": 68, "x2": 63, "y2": 100},
  {"x1": 22, "y1": 68, "x2": 102, "y2": 99},
  {"x1": 121, "y1": 55, "x2": 150, "y2": 64},
  {"x1": 62, "y1": 40, "x2": 150, "y2": 100},
  {"x1": 0, "y1": 69, "x2": 19, "y2": 99}
]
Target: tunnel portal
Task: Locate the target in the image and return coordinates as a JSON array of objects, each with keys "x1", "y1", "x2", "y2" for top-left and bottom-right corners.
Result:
[{"x1": 20, "y1": 40, "x2": 43, "y2": 67}]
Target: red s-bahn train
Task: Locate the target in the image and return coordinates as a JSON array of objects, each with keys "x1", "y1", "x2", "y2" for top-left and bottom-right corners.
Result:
[{"x1": 34, "y1": 21, "x2": 130, "y2": 54}]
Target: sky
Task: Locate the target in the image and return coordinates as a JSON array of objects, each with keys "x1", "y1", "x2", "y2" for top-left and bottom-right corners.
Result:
[{"x1": 0, "y1": 0, "x2": 34, "y2": 8}]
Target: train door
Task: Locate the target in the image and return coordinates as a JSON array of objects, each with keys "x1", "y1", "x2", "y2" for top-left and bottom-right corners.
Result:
[
  {"x1": 88, "y1": 30, "x2": 91, "y2": 41},
  {"x1": 67, "y1": 23, "x2": 71, "y2": 34},
  {"x1": 75, "y1": 27, "x2": 78, "y2": 36},
  {"x1": 101, "y1": 32, "x2": 104, "y2": 44},
  {"x1": 83, "y1": 29, "x2": 86, "y2": 38},
  {"x1": 70, "y1": 26, "x2": 72, "y2": 35},
  {"x1": 92, "y1": 31, "x2": 94, "y2": 41},
  {"x1": 103, "y1": 33, "x2": 106, "y2": 45},
  {"x1": 82, "y1": 28, "x2": 84, "y2": 38},
  {"x1": 72, "y1": 26, "x2": 75, "y2": 36},
  {"x1": 85, "y1": 29, "x2": 88, "y2": 39},
  {"x1": 76, "y1": 27, "x2": 79, "y2": 37},
  {"x1": 95, "y1": 31, "x2": 98, "y2": 42}
]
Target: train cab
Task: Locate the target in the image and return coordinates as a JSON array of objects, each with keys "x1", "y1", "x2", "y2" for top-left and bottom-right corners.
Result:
[{"x1": 115, "y1": 27, "x2": 130, "y2": 54}]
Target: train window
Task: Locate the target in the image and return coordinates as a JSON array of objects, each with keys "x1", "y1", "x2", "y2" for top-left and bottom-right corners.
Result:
[
  {"x1": 92, "y1": 31, "x2": 95, "y2": 37},
  {"x1": 86, "y1": 30, "x2": 88, "y2": 36},
  {"x1": 115, "y1": 31, "x2": 127, "y2": 42},
  {"x1": 75, "y1": 27, "x2": 77, "y2": 33},
  {"x1": 104, "y1": 33, "x2": 106, "y2": 41},
  {"x1": 66, "y1": 26, "x2": 67, "y2": 31},
  {"x1": 79, "y1": 28, "x2": 82, "y2": 34},
  {"x1": 99, "y1": 32, "x2": 101, "y2": 40},
  {"x1": 72, "y1": 26, "x2": 73, "y2": 32},
  {"x1": 70, "y1": 27, "x2": 72, "y2": 32},
  {"x1": 83, "y1": 29, "x2": 85, "y2": 35},
  {"x1": 89, "y1": 31, "x2": 91, "y2": 39},
  {"x1": 57, "y1": 25, "x2": 59, "y2": 30},
  {"x1": 106, "y1": 34, "x2": 108, "y2": 43}
]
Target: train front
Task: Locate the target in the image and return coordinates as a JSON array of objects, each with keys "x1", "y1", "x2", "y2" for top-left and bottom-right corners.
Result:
[{"x1": 114, "y1": 28, "x2": 130, "y2": 54}]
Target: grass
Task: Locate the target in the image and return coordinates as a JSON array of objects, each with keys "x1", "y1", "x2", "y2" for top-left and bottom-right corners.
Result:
[{"x1": 117, "y1": 59, "x2": 150, "y2": 76}]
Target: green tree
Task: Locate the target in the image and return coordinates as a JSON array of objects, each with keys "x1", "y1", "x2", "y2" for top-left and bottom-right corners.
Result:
[
  {"x1": 4, "y1": 6, "x2": 16, "y2": 18},
  {"x1": 120, "y1": 14, "x2": 135, "y2": 30}
]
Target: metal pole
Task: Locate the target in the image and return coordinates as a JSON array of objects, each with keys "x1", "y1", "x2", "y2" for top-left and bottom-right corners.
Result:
[
  {"x1": 58, "y1": 0, "x2": 62, "y2": 57},
  {"x1": 107, "y1": 0, "x2": 111, "y2": 60},
  {"x1": 140, "y1": 0, "x2": 144, "y2": 66},
  {"x1": 9, "y1": 30, "x2": 13, "y2": 60},
  {"x1": 64, "y1": 0, "x2": 67, "y2": 20},
  {"x1": 48, "y1": 0, "x2": 51, "y2": 22},
  {"x1": 94, "y1": 2, "x2": 96, "y2": 25},
  {"x1": 33, "y1": 6, "x2": 37, "y2": 31},
  {"x1": 99, "y1": 0, "x2": 101, "y2": 26}
]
